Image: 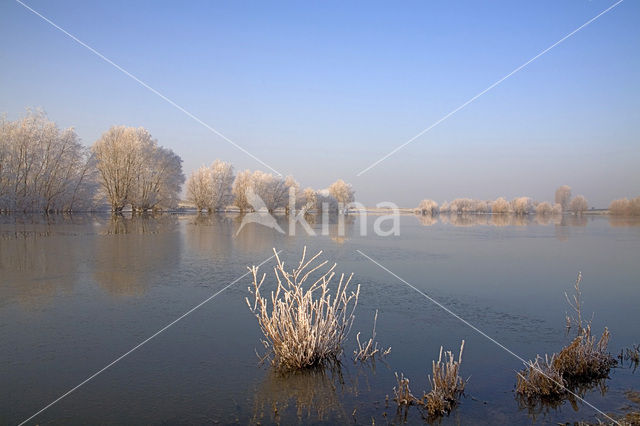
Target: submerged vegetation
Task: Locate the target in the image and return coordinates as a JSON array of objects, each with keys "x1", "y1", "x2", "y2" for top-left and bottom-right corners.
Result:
[
  {"x1": 393, "y1": 341, "x2": 466, "y2": 418},
  {"x1": 516, "y1": 273, "x2": 616, "y2": 405},
  {"x1": 246, "y1": 247, "x2": 360, "y2": 370}
]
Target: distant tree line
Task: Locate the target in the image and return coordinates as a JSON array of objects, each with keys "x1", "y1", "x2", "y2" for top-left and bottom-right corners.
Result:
[
  {"x1": 186, "y1": 160, "x2": 355, "y2": 213},
  {"x1": 417, "y1": 186, "x2": 591, "y2": 216},
  {"x1": 609, "y1": 197, "x2": 640, "y2": 216},
  {"x1": 0, "y1": 110, "x2": 356, "y2": 214}
]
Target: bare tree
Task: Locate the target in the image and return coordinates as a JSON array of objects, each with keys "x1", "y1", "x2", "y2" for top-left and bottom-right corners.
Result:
[
  {"x1": 535, "y1": 201, "x2": 553, "y2": 215},
  {"x1": 511, "y1": 197, "x2": 533, "y2": 215},
  {"x1": 491, "y1": 197, "x2": 511, "y2": 214},
  {"x1": 569, "y1": 195, "x2": 588, "y2": 215},
  {"x1": 209, "y1": 160, "x2": 235, "y2": 211},
  {"x1": 232, "y1": 169, "x2": 253, "y2": 212},
  {"x1": 417, "y1": 199, "x2": 439, "y2": 215},
  {"x1": 251, "y1": 171, "x2": 290, "y2": 212},
  {"x1": 186, "y1": 165, "x2": 212, "y2": 212},
  {"x1": 328, "y1": 179, "x2": 355, "y2": 206},
  {"x1": 300, "y1": 187, "x2": 318, "y2": 211},
  {"x1": 555, "y1": 185, "x2": 572, "y2": 212},
  {"x1": 609, "y1": 198, "x2": 629, "y2": 215},
  {"x1": 608, "y1": 197, "x2": 640, "y2": 216},
  {"x1": 0, "y1": 110, "x2": 97, "y2": 212},
  {"x1": 93, "y1": 126, "x2": 183, "y2": 212}
]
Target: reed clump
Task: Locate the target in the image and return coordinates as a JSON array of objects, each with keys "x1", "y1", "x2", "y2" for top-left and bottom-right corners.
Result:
[
  {"x1": 553, "y1": 326, "x2": 615, "y2": 384},
  {"x1": 516, "y1": 273, "x2": 616, "y2": 401},
  {"x1": 516, "y1": 355, "x2": 567, "y2": 400},
  {"x1": 392, "y1": 341, "x2": 466, "y2": 417},
  {"x1": 423, "y1": 341, "x2": 466, "y2": 416},
  {"x1": 246, "y1": 247, "x2": 360, "y2": 370},
  {"x1": 354, "y1": 310, "x2": 391, "y2": 362}
]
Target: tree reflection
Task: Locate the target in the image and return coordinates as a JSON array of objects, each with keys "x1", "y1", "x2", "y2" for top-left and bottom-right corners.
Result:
[
  {"x1": 0, "y1": 234, "x2": 79, "y2": 308},
  {"x1": 184, "y1": 213, "x2": 234, "y2": 259},
  {"x1": 92, "y1": 214, "x2": 180, "y2": 296}
]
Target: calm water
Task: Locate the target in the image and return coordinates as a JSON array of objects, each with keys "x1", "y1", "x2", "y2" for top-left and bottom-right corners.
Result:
[{"x1": 1, "y1": 213, "x2": 639, "y2": 425}]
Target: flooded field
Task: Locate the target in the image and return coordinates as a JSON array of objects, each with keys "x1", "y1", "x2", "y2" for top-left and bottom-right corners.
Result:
[{"x1": 1, "y1": 213, "x2": 639, "y2": 425}]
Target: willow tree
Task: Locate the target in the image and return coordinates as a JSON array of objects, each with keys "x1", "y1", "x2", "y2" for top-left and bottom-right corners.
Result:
[
  {"x1": 328, "y1": 179, "x2": 355, "y2": 206},
  {"x1": 93, "y1": 126, "x2": 183, "y2": 212},
  {"x1": 555, "y1": 185, "x2": 572, "y2": 212},
  {"x1": 0, "y1": 110, "x2": 96, "y2": 212},
  {"x1": 186, "y1": 160, "x2": 234, "y2": 212}
]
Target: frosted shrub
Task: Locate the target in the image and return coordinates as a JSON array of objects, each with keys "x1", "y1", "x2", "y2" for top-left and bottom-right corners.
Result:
[
  {"x1": 417, "y1": 199, "x2": 439, "y2": 216},
  {"x1": 491, "y1": 197, "x2": 511, "y2": 214},
  {"x1": 246, "y1": 248, "x2": 360, "y2": 370},
  {"x1": 569, "y1": 195, "x2": 588, "y2": 215},
  {"x1": 393, "y1": 341, "x2": 466, "y2": 417}
]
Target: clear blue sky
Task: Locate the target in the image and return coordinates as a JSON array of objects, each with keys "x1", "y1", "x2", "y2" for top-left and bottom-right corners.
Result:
[{"x1": 1, "y1": 0, "x2": 638, "y2": 207}]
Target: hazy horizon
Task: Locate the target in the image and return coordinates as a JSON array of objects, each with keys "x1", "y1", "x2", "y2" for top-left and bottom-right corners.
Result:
[{"x1": 1, "y1": 0, "x2": 638, "y2": 208}]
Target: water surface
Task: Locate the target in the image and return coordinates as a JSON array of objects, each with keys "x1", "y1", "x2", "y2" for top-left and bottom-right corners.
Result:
[{"x1": 1, "y1": 213, "x2": 639, "y2": 424}]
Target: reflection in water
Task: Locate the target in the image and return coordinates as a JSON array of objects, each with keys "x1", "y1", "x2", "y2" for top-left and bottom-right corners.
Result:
[
  {"x1": 415, "y1": 213, "x2": 599, "y2": 229},
  {"x1": 233, "y1": 213, "x2": 286, "y2": 253},
  {"x1": 608, "y1": 216, "x2": 640, "y2": 227},
  {"x1": 93, "y1": 215, "x2": 180, "y2": 297},
  {"x1": 184, "y1": 213, "x2": 235, "y2": 259},
  {"x1": 98, "y1": 213, "x2": 178, "y2": 235},
  {"x1": 252, "y1": 363, "x2": 350, "y2": 424},
  {"x1": 0, "y1": 235, "x2": 79, "y2": 308},
  {"x1": 0, "y1": 213, "x2": 93, "y2": 239},
  {"x1": 515, "y1": 378, "x2": 609, "y2": 423},
  {"x1": 417, "y1": 214, "x2": 438, "y2": 227}
]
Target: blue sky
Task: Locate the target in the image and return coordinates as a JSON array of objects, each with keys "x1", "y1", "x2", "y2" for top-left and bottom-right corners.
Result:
[{"x1": 1, "y1": 0, "x2": 638, "y2": 207}]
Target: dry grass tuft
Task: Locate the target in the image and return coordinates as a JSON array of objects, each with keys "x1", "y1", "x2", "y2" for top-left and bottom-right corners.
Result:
[
  {"x1": 553, "y1": 326, "x2": 615, "y2": 384},
  {"x1": 423, "y1": 340, "x2": 466, "y2": 416},
  {"x1": 620, "y1": 344, "x2": 640, "y2": 371},
  {"x1": 516, "y1": 272, "x2": 616, "y2": 402},
  {"x1": 246, "y1": 247, "x2": 360, "y2": 370},
  {"x1": 393, "y1": 372, "x2": 415, "y2": 406},
  {"x1": 354, "y1": 310, "x2": 391, "y2": 362},
  {"x1": 392, "y1": 341, "x2": 466, "y2": 418},
  {"x1": 516, "y1": 354, "x2": 567, "y2": 400}
]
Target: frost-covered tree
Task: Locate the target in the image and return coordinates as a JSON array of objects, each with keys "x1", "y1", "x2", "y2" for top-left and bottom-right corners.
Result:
[
  {"x1": 187, "y1": 160, "x2": 235, "y2": 212},
  {"x1": 251, "y1": 171, "x2": 290, "y2": 212},
  {"x1": 535, "y1": 201, "x2": 553, "y2": 215},
  {"x1": 208, "y1": 160, "x2": 234, "y2": 211},
  {"x1": 491, "y1": 197, "x2": 511, "y2": 214},
  {"x1": 328, "y1": 179, "x2": 355, "y2": 206},
  {"x1": 511, "y1": 197, "x2": 533, "y2": 215},
  {"x1": 232, "y1": 170, "x2": 295, "y2": 213},
  {"x1": 569, "y1": 195, "x2": 588, "y2": 215},
  {"x1": 608, "y1": 197, "x2": 640, "y2": 216},
  {"x1": 186, "y1": 165, "x2": 212, "y2": 212},
  {"x1": 0, "y1": 110, "x2": 96, "y2": 212},
  {"x1": 417, "y1": 199, "x2": 439, "y2": 215},
  {"x1": 93, "y1": 126, "x2": 183, "y2": 212},
  {"x1": 555, "y1": 185, "x2": 572, "y2": 212},
  {"x1": 316, "y1": 189, "x2": 339, "y2": 212},
  {"x1": 131, "y1": 144, "x2": 184, "y2": 211},
  {"x1": 300, "y1": 187, "x2": 318, "y2": 211},
  {"x1": 232, "y1": 169, "x2": 253, "y2": 212}
]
